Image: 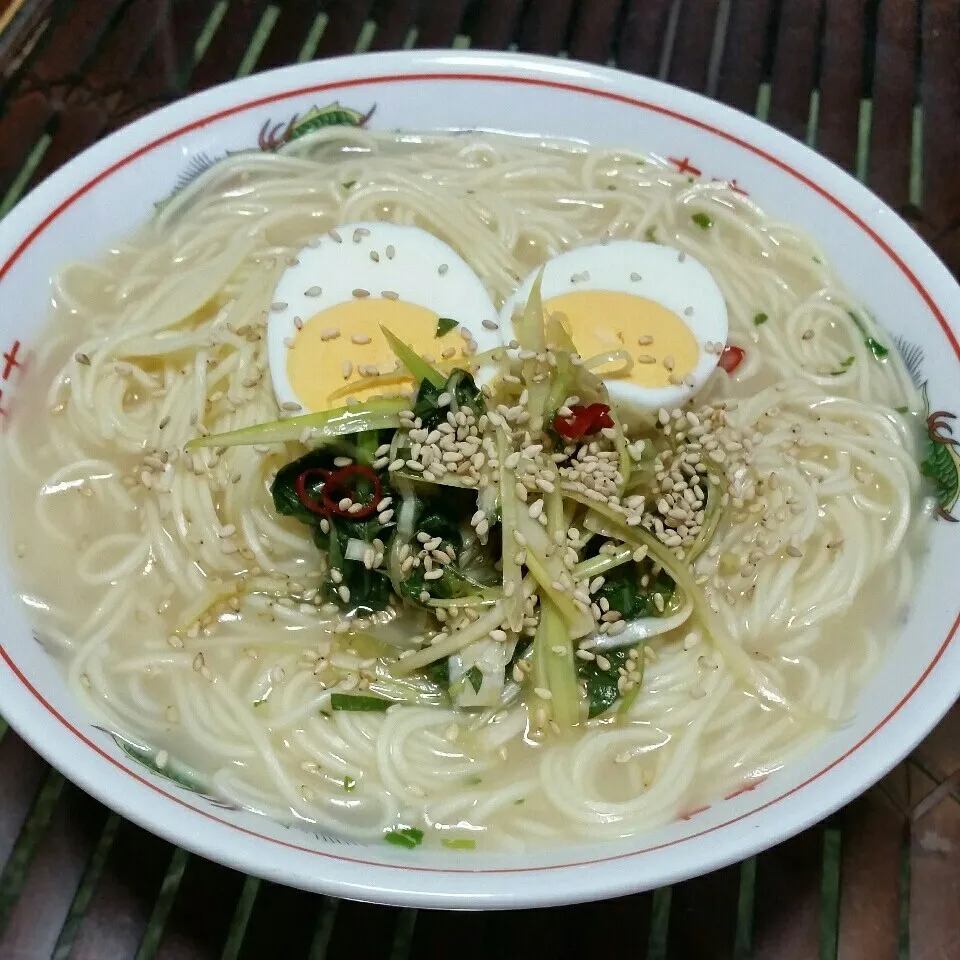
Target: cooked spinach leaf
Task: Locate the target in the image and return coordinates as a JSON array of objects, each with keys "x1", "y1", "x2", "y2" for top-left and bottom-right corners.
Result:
[
  {"x1": 324, "y1": 565, "x2": 392, "y2": 614},
  {"x1": 271, "y1": 450, "x2": 331, "y2": 523},
  {"x1": 424, "y1": 658, "x2": 450, "y2": 688},
  {"x1": 436, "y1": 316, "x2": 458, "y2": 337},
  {"x1": 412, "y1": 368, "x2": 485, "y2": 430},
  {"x1": 578, "y1": 647, "x2": 635, "y2": 718},
  {"x1": 447, "y1": 369, "x2": 484, "y2": 414},
  {"x1": 464, "y1": 665, "x2": 483, "y2": 694},
  {"x1": 596, "y1": 562, "x2": 675, "y2": 621},
  {"x1": 413, "y1": 377, "x2": 446, "y2": 430},
  {"x1": 441, "y1": 838, "x2": 476, "y2": 850},
  {"x1": 384, "y1": 827, "x2": 424, "y2": 848},
  {"x1": 331, "y1": 694, "x2": 392, "y2": 712}
]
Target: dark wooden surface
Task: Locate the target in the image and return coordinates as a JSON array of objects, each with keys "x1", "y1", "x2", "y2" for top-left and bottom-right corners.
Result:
[{"x1": 0, "y1": 1, "x2": 959, "y2": 957}]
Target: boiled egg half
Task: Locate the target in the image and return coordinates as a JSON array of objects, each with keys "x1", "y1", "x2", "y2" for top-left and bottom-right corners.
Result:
[
  {"x1": 267, "y1": 223, "x2": 502, "y2": 413},
  {"x1": 498, "y1": 241, "x2": 729, "y2": 412}
]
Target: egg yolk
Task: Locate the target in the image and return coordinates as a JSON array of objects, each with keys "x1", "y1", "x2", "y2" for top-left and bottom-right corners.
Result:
[
  {"x1": 545, "y1": 290, "x2": 699, "y2": 387},
  {"x1": 287, "y1": 299, "x2": 452, "y2": 411}
]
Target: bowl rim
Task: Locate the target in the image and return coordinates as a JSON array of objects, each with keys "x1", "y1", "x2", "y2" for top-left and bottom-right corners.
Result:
[{"x1": 0, "y1": 48, "x2": 958, "y2": 909}]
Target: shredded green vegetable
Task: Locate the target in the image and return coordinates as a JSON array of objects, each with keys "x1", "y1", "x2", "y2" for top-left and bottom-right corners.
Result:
[
  {"x1": 185, "y1": 397, "x2": 406, "y2": 450},
  {"x1": 226, "y1": 262, "x2": 815, "y2": 746},
  {"x1": 381, "y1": 324, "x2": 445, "y2": 387}
]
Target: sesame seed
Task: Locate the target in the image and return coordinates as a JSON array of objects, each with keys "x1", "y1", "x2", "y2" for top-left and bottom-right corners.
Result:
[
  {"x1": 386, "y1": 244, "x2": 395, "y2": 259},
  {"x1": 370, "y1": 251, "x2": 380, "y2": 262},
  {"x1": 320, "y1": 328, "x2": 340, "y2": 341},
  {"x1": 75, "y1": 352, "x2": 91, "y2": 365},
  {"x1": 328, "y1": 228, "x2": 343, "y2": 243},
  {"x1": 281, "y1": 401, "x2": 302, "y2": 411},
  {"x1": 305, "y1": 285, "x2": 322, "y2": 297},
  {"x1": 342, "y1": 360, "x2": 353, "y2": 378},
  {"x1": 352, "y1": 288, "x2": 370, "y2": 299},
  {"x1": 482, "y1": 319, "x2": 499, "y2": 330},
  {"x1": 630, "y1": 272, "x2": 641, "y2": 281},
  {"x1": 534, "y1": 687, "x2": 553, "y2": 699},
  {"x1": 338, "y1": 585, "x2": 351, "y2": 603},
  {"x1": 270, "y1": 301, "x2": 288, "y2": 312},
  {"x1": 381, "y1": 290, "x2": 400, "y2": 300},
  {"x1": 637, "y1": 354, "x2": 657, "y2": 364},
  {"x1": 351, "y1": 333, "x2": 372, "y2": 345},
  {"x1": 438, "y1": 263, "x2": 449, "y2": 275}
]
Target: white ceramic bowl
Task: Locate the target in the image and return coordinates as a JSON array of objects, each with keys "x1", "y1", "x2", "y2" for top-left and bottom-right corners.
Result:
[{"x1": 1, "y1": 50, "x2": 959, "y2": 910}]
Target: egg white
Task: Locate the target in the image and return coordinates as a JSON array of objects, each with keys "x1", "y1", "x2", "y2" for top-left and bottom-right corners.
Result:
[
  {"x1": 267, "y1": 222, "x2": 502, "y2": 412},
  {"x1": 498, "y1": 241, "x2": 729, "y2": 412}
]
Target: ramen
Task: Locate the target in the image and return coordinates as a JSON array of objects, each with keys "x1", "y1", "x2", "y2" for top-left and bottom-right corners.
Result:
[{"x1": 2, "y1": 129, "x2": 925, "y2": 851}]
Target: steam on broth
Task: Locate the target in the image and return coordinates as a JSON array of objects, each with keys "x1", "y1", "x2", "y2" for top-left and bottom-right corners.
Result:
[{"x1": 3, "y1": 129, "x2": 926, "y2": 850}]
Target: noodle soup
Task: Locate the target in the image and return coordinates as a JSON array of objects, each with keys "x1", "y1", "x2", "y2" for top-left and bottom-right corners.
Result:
[{"x1": 2, "y1": 130, "x2": 926, "y2": 850}]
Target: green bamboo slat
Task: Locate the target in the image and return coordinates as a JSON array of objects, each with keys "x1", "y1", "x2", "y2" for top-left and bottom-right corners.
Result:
[
  {"x1": 0, "y1": 733, "x2": 48, "y2": 876},
  {"x1": 0, "y1": 783, "x2": 112, "y2": 960},
  {"x1": 414, "y1": 0, "x2": 470, "y2": 48},
  {"x1": 219, "y1": 875, "x2": 260, "y2": 960},
  {"x1": 646, "y1": 885, "x2": 672, "y2": 960},
  {"x1": 715, "y1": 0, "x2": 777, "y2": 114},
  {"x1": 752, "y1": 829, "x2": 826, "y2": 959},
  {"x1": 867, "y1": 0, "x2": 920, "y2": 213},
  {"x1": 516, "y1": 0, "x2": 577, "y2": 55},
  {"x1": 408, "y1": 905, "x2": 487, "y2": 960},
  {"x1": 568, "y1": 0, "x2": 623, "y2": 64},
  {"x1": 836, "y1": 795, "x2": 906, "y2": 960},
  {"x1": 254, "y1": 0, "x2": 324, "y2": 70},
  {"x1": 0, "y1": 0, "x2": 127, "y2": 197},
  {"x1": 668, "y1": 0, "x2": 724, "y2": 93},
  {"x1": 64, "y1": 820, "x2": 177, "y2": 959},
  {"x1": 733, "y1": 854, "x2": 758, "y2": 960},
  {"x1": 51, "y1": 813, "x2": 121, "y2": 960},
  {"x1": 667, "y1": 864, "x2": 742, "y2": 957},
  {"x1": 135, "y1": 846, "x2": 190, "y2": 960},
  {"x1": 465, "y1": 0, "x2": 524, "y2": 49},
  {"x1": 189, "y1": 0, "x2": 272, "y2": 91},
  {"x1": 312, "y1": 0, "x2": 376, "y2": 59},
  {"x1": 907, "y1": 762, "x2": 960, "y2": 960},
  {"x1": 0, "y1": 768, "x2": 65, "y2": 931},
  {"x1": 24, "y1": 0, "x2": 172, "y2": 191},
  {"x1": 0, "y1": 0, "x2": 57, "y2": 100},
  {"x1": 919, "y1": 0, "x2": 960, "y2": 277}
]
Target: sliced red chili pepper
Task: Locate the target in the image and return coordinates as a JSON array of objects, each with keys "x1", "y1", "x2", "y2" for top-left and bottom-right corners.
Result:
[
  {"x1": 586, "y1": 403, "x2": 615, "y2": 430},
  {"x1": 718, "y1": 345, "x2": 745, "y2": 374},
  {"x1": 320, "y1": 464, "x2": 382, "y2": 519},
  {"x1": 294, "y1": 468, "x2": 330, "y2": 516},
  {"x1": 553, "y1": 403, "x2": 615, "y2": 440}
]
